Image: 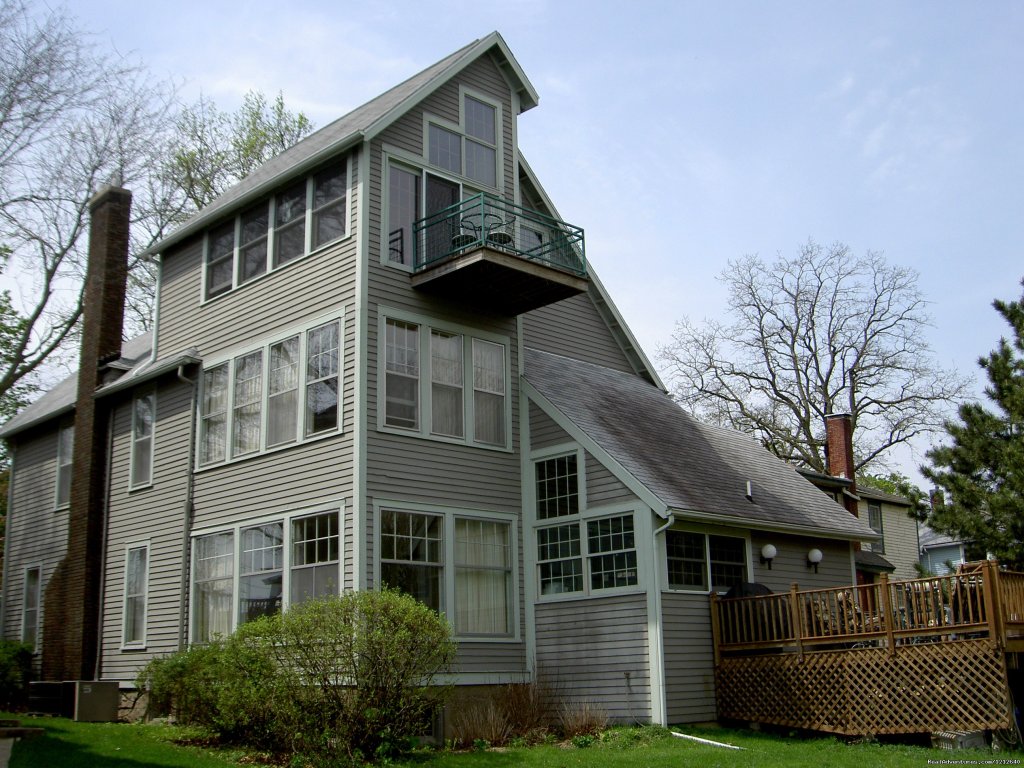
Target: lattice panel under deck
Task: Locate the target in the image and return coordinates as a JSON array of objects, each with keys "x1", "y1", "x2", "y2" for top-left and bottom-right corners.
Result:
[{"x1": 716, "y1": 640, "x2": 1011, "y2": 736}]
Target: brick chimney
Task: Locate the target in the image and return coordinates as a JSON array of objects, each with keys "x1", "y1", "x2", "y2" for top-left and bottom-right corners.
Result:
[
  {"x1": 42, "y1": 184, "x2": 132, "y2": 681},
  {"x1": 825, "y1": 413, "x2": 859, "y2": 517}
]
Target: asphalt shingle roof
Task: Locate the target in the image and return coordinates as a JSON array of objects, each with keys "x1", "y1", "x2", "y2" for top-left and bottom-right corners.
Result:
[{"x1": 524, "y1": 348, "x2": 877, "y2": 540}]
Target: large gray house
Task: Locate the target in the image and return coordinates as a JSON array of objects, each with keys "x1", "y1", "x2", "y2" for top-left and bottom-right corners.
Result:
[{"x1": 0, "y1": 33, "x2": 875, "y2": 726}]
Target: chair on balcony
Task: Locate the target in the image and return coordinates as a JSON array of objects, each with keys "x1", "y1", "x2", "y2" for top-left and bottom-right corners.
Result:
[
  {"x1": 484, "y1": 213, "x2": 516, "y2": 250},
  {"x1": 451, "y1": 218, "x2": 481, "y2": 251}
]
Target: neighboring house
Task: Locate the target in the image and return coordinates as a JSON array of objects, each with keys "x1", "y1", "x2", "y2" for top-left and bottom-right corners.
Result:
[
  {"x1": 855, "y1": 486, "x2": 920, "y2": 581},
  {"x1": 919, "y1": 525, "x2": 969, "y2": 575},
  {"x1": 0, "y1": 32, "x2": 876, "y2": 727}
]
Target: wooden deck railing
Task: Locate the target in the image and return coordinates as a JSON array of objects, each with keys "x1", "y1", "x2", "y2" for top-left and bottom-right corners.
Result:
[{"x1": 711, "y1": 560, "x2": 1024, "y2": 661}]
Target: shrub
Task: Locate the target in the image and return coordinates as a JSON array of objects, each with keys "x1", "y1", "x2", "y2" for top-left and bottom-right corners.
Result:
[
  {"x1": 557, "y1": 699, "x2": 607, "y2": 739},
  {"x1": 0, "y1": 641, "x2": 33, "y2": 709},
  {"x1": 137, "y1": 589, "x2": 456, "y2": 763},
  {"x1": 451, "y1": 697, "x2": 511, "y2": 747}
]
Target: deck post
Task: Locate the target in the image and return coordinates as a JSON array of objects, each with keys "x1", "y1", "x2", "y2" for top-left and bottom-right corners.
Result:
[
  {"x1": 789, "y1": 583, "x2": 803, "y2": 658},
  {"x1": 710, "y1": 593, "x2": 722, "y2": 667},
  {"x1": 982, "y1": 559, "x2": 1003, "y2": 650},
  {"x1": 878, "y1": 573, "x2": 896, "y2": 654}
]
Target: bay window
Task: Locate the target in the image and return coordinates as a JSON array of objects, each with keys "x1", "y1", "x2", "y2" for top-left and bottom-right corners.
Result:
[
  {"x1": 198, "y1": 317, "x2": 342, "y2": 466},
  {"x1": 381, "y1": 313, "x2": 510, "y2": 449}
]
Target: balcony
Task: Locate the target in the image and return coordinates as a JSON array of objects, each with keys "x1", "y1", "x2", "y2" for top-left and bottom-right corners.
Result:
[{"x1": 407, "y1": 193, "x2": 588, "y2": 316}]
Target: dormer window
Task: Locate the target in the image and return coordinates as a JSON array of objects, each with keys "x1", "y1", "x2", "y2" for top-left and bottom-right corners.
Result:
[{"x1": 202, "y1": 157, "x2": 350, "y2": 300}]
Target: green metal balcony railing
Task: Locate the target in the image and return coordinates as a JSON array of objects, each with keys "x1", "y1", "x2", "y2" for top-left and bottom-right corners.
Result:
[{"x1": 410, "y1": 193, "x2": 586, "y2": 276}]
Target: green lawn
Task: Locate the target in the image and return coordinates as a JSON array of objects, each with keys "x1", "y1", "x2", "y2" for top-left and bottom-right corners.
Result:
[{"x1": 2, "y1": 715, "x2": 1016, "y2": 767}]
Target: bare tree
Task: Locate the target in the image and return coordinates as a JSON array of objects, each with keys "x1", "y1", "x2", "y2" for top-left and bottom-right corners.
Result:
[
  {"x1": 0, "y1": 0, "x2": 173, "y2": 395},
  {"x1": 659, "y1": 240, "x2": 970, "y2": 473}
]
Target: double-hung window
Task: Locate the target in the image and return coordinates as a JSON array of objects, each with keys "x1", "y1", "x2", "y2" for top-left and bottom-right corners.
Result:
[
  {"x1": 130, "y1": 390, "x2": 156, "y2": 488},
  {"x1": 198, "y1": 318, "x2": 342, "y2": 466},
  {"x1": 666, "y1": 531, "x2": 747, "y2": 592},
  {"x1": 203, "y1": 160, "x2": 348, "y2": 299},
  {"x1": 122, "y1": 545, "x2": 148, "y2": 647},
  {"x1": 192, "y1": 510, "x2": 340, "y2": 641},
  {"x1": 379, "y1": 507, "x2": 514, "y2": 638},
  {"x1": 21, "y1": 567, "x2": 41, "y2": 650},
  {"x1": 866, "y1": 501, "x2": 885, "y2": 553},
  {"x1": 55, "y1": 422, "x2": 74, "y2": 508},
  {"x1": 382, "y1": 314, "x2": 509, "y2": 449}
]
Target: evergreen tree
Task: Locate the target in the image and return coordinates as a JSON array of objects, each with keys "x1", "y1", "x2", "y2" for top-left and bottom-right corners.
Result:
[{"x1": 923, "y1": 282, "x2": 1024, "y2": 568}]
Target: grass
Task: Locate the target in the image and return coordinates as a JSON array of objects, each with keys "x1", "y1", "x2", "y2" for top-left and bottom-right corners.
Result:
[{"x1": 1, "y1": 715, "x2": 1017, "y2": 767}]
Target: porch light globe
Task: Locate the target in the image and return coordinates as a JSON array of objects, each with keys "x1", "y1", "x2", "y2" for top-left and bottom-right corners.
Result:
[
  {"x1": 760, "y1": 544, "x2": 777, "y2": 561},
  {"x1": 807, "y1": 548, "x2": 823, "y2": 564}
]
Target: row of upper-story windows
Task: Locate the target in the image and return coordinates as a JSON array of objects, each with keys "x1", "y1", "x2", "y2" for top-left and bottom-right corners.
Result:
[{"x1": 203, "y1": 159, "x2": 349, "y2": 301}]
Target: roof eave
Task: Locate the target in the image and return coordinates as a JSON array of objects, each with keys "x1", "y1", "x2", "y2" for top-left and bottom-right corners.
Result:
[{"x1": 668, "y1": 505, "x2": 882, "y2": 542}]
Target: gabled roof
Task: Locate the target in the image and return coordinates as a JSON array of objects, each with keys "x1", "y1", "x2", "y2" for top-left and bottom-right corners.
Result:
[
  {"x1": 0, "y1": 335, "x2": 200, "y2": 439},
  {"x1": 150, "y1": 32, "x2": 537, "y2": 256},
  {"x1": 857, "y1": 486, "x2": 913, "y2": 507},
  {"x1": 523, "y1": 348, "x2": 877, "y2": 541},
  {"x1": 919, "y1": 524, "x2": 964, "y2": 550}
]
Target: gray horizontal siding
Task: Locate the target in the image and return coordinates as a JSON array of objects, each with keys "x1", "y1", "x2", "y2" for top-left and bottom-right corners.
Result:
[
  {"x1": 585, "y1": 451, "x2": 636, "y2": 507},
  {"x1": 528, "y1": 402, "x2": 571, "y2": 451},
  {"x1": 157, "y1": 152, "x2": 358, "y2": 360},
  {"x1": 523, "y1": 292, "x2": 634, "y2": 374},
  {"x1": 661, "y1": 591, "x2": 716, "y2": 723},
  {"x1": 749, "y1": 532, "x2": 854, "y2": 592},
  {"x1": 100, "y1": 378, "x2": 194, "y2": 682},
  {"x1": 535, "y1": 594, "x2": 651, "y2": 722},
  {"x1": 2, "y1": 428, "x2": 68, "y2": 647}
]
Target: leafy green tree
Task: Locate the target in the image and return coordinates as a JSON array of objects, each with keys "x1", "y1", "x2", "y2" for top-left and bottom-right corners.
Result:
[
  {"x1": 857, "y1": 471, "x2": 927, "y2": 521},
  {"x1": 922, "y1": 281, "x2": 1024, "y2": 568}
]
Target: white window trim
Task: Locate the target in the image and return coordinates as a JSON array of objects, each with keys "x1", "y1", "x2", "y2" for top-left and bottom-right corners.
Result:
[
  {"x1": 532, "y1": 447, "x2": 585, "y2": 521},
  {"x1": 128, "y1": 387, "x2": 156, "y2": 491},
  {"x1": 372, "y1": 499, "x2": 520, "y2": 643},
  {"x1": 189, "y1": 503, "x2": 345, "y2": 644},
  {"x1": 661, "y1": 524, "x2": 752, "y2": 595},
  {"x1": 20, "y1": 563, "x2": 42, "y2": 649},
  {"x1": 377, "y1": 307, "x2": 512, "y2": 452},
  {"x1": 54, "y1": 421, "x2": 73, "y2": 510},
  {"x1": 196, "y1": 309, "x2": 345, "y2": 471},
  {"x1": 421, "y1": 87, "x2": 504, "y2": 192},
  {"x1": 200, "y1": 155, "x2": 353, "y2": 303},
  {"x1": 121, "y1": 542, "x2": 150, "y2": 650}
]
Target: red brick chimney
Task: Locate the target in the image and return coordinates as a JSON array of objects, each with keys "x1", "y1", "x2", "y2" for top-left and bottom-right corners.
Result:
[
  {"x1": 42, "y1": 184, "x2": 132, "y2": 681},
  {"x1": 825, "y1": 413, "x2": 859, "y2": 517}
]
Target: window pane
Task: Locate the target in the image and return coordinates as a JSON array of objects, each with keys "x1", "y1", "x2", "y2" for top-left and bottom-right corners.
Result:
[
  {"x1": 431, "y1": 331, "x2": 463, "y2": 437},
  {"x1": 56, "y1": 423, "x2": 74, "y2": 507},
  {"x1": 536, "y1": 455, "x2": 578, "y2": 519},
  {"x1": 239, "y1": 205, "x2": 269, "y2": 283},
  {"x1": 380, "y1": 510, "x2": 443, "y2": 610},
  {"x1": 201, "y1": 365, "x2": 228, "y2": 465},
  {"x1": 240, "y1": 523, "x2": 283, "y2": 623},
  {"x1": 193, "y1": 533, "x2": 233, "y2": 642},
  {"x1": 22, "y1": 568, "x2": 40, "y2": 649},
  {"x1": 465, "y1": 140, "x2": 496, "y2": 187},
  {"x1": 124, "y1": 547, "x2": 147, "y2": 644},
  {"x1": 428, "y1": 124, "x2": 461, "y2": 173},
  {"x1": 464, "y1": 96, "x2": 496, "y2": 144},
  {"x1": 709, "y1": 535, "x2": 747, "y2": 590},
  {"x1": 206, "y1": 222, "x2": 235, "y2": 297},
  {"x1": 268, "y1": 337, "x2": 299, "y2": 447},
  {"x1": 455, "y1": 518, "x2": 511, "y2": 635},
  {"x1": 291, "y1": 512, "x2": 339, "y2": 604},
  {"x1": 312, "y1": 165, "x2": 346, "y2": 247},
  {"x1": 132, "y1": 392, "x2": 155, "y2": 487},
  {"x1": 306, "y1": 322, "x2": 340, "y2": 435},
  {"x1": 385, "y1": 320, "x2": 419, "y2": 429},
  {"x1": 472, "y1": 339, "x2": 505, "y2": 446},
  {"x1": 537, "y1": 524, "x2": 582, "y2": 595},
  {"x1": 388, "y1": 165, "x2": 420, "y2": 265},
  {"x1": 274, "y1": 182, "x2": 307, "y2": 267},
  {"x1": 587, "y1": 516, "x2": 638, "y2": 590},
  {"x1": 232, "y1": 351, "x2": 263, "y2": 456}
]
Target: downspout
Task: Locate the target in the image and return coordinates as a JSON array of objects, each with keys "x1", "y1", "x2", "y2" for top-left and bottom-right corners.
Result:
[
  {"x1": 176, "y1": 365, "x2": 197, "y2": 649},
  {"x1": 654, "y1": 513, "x2": 675, "y2": 538},
  {"x1": 648, "y1": 511, "x2": 674, "y2": 725},
  {"x1": 93, "y1": 407, "x2": 116, "y2": 680}
]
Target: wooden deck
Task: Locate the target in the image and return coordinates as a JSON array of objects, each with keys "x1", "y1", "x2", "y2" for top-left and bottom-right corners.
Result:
[{"x1": 709, "y1": 561, "x2": 1024, "y2": 736}]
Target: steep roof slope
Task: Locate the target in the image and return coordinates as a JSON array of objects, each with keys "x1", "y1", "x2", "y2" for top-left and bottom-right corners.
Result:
[{"x1": 524, "y1": 348, "x2": 877, "y2": 540}]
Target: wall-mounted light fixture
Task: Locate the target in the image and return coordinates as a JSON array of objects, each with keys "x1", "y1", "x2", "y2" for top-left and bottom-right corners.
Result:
[
  {"x1": 760, "y1": 543, "x2": 777, "y2": 569},
  {"x1": 807, "y1": 548, "x2": 823, "y2": 574}
]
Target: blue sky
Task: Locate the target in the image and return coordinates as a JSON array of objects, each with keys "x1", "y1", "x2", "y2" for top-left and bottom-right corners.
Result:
[{"x1": 66, "y1": 0, "x2": 1023, "y2": 476}]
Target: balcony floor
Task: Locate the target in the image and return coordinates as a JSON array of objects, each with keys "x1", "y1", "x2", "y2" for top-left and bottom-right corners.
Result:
[{"x1": 411, "y1": 245, "x2": 588, "y2": 316}]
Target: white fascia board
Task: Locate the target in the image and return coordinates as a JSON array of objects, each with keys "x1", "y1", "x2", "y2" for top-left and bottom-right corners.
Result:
[
  {"x1": 522, "y1": 379, "x2": 669, "y2": 518},
  {"x1": 669, "y1": 506, "x2": 881, "y2": 542}
]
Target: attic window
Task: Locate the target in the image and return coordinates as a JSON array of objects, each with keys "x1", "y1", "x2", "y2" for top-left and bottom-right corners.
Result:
[{"x1": 423, "y1": 91, "x2": 500, "y2": 189}]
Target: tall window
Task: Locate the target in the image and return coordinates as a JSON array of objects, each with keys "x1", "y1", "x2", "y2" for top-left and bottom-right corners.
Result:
[
  {"x1": 193, "y1": 532, "x2": 233, "y2": 642},
  {"x1": 273, "y1": 181, "x2": 307, "y2": 267},
  {"x1": 206, "y1": 221, "x2": 235, "y2": 297},
  {"x1": 238, "y1": 205, "x2": 269, "y2": 284},
  {"x1": 291, "y1": 512, "x2": 339, "y2": 604},
  {"x1": 384, "y1": 320, "x2": 420, "y2": 430},
  {"x1": 312, "y1": 166, "x2": 347, "y2": 248},
  {"x1": 455, "y1": 518, "x2": 511, "y2": 636},
  {"x1": 199, "y1": 319, "x2": 342, "y2": 466},
  {"x1": 535, "y1": 454, "x2": 579, "y2": 519},
  {"x1": 587, "y1": 516, "x2": 638, "y2": 590},
  {"x1": 131, "y1": 390, "x2": 155, "y2": 488},
  {"x1": 21, "y1": 567, "x2": 41, "y2": 650},
  {"x1": 388, "y1": 165, "x2": 420, "y2": 265},
  {"x1": 55, "y1": 422, "x2": 73, "y2": 508},
  {"x1": 382, "y1": 314, "x2": 509, "y2": 448},
  {"x1": 666, "y1": 531, "x2": 747, "y2": 592},
  {"x1": 425, "y1": 94, "x2": 498, "y2": 188},
  {"x1": 239, "y1": 523, "x2": 283, "y2": 622},
  {"x1": 537, "y1": 524, "x2": 582, "y2": 595},
  {"x1": 430, "y1": 331, "x2": 463, "y2": 438},
  {"x1": 380, "y1": 510, "x2": 443, "y2": 611},
  {"x1": 867, "y1": 501, "x2": 885, "y2": 553},
  {"x1": 123, "y1": 545, "x2": 148, "y2": 647}
]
